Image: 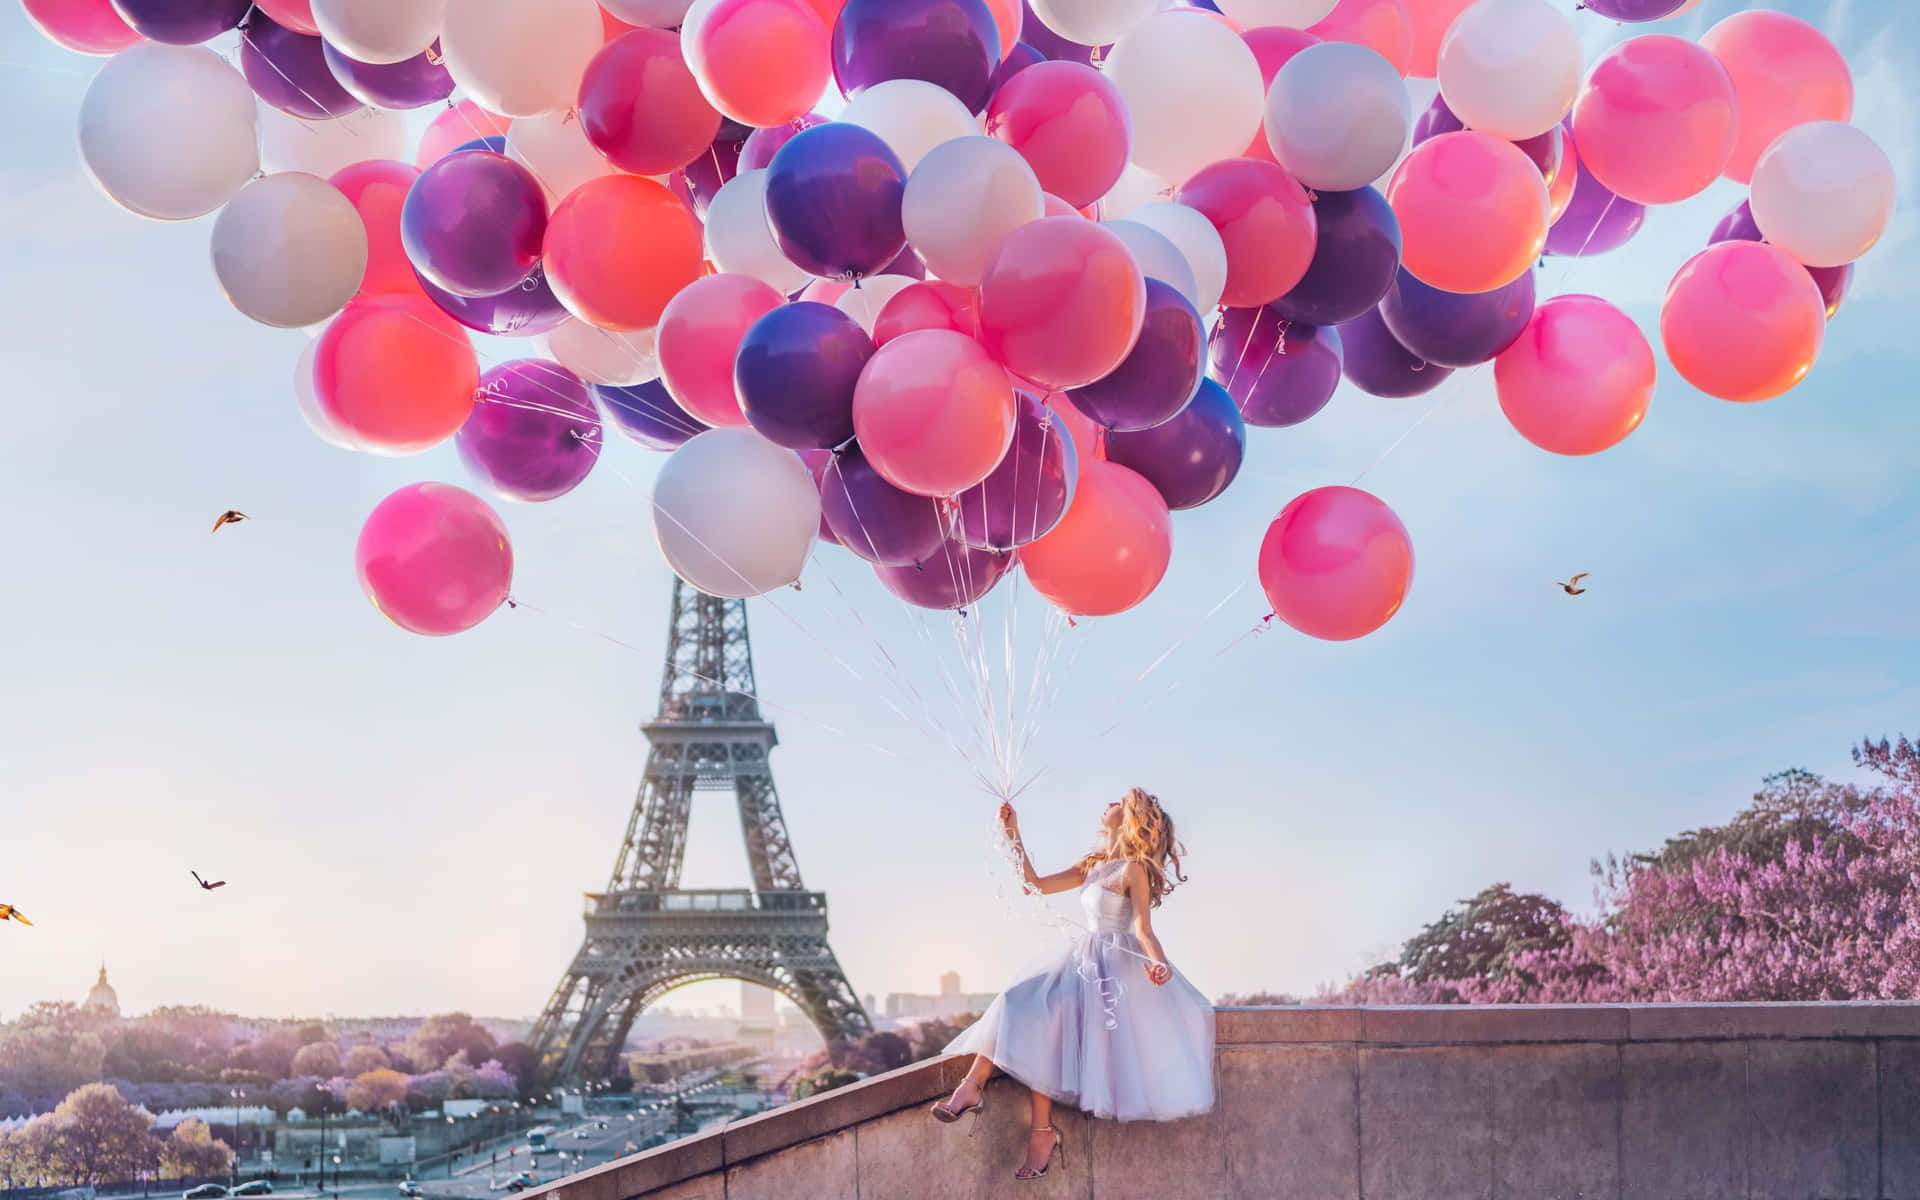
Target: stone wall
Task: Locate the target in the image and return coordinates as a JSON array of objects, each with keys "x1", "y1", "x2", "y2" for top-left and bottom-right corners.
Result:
[{"x1": 528, "y1": 1003, "x2": 1920, "y2": 1200}]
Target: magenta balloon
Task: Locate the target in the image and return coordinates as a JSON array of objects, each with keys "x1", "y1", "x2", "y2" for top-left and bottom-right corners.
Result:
[
  {"x1": 323, "y1": 40, "x2": 454, "y2": 110},
  {"x1": 741, "y1": 113, "x2": 829, "y2": 172},
  {"x1": 457, "y1": 361, "x2": 602, "y2": 503},
  {"x1": 1378, "y1": 267, "x2": 1535, "y2": 369},
  {"x1": 355, "y1": 482, "x2": 513, "y2": 637},
  {"x1": 1207, "y1": 306, "x2": 1342, "y2": 428},
  {"x1": 595, "y1": 379, "x2": 710, "y2": 451},
  {"x1": 401, "y1": 151, "x2": 548, "y2": 299},
  {"x1": 1065, "y1": 279, "x2": 1203, "y2": 431},
  {"x1": 990, "y1": 41, "x2": 1046, "y2": 100},
  {"x1": 735, "y1": 301, "x2": 875, "y2": 450},
  {"x1": 875, "y1": 536, "x2": 1014, "y2": 610},
  {"x1": 1020, "y1": 0, "x2": 1104, "y2": 64},
  {"x1": 955, "y1": 391, "x2": 1079, "y2": 550},
  {"x1": 820, "y1": 446, "x2": 949, "y2": 566},
  {"x1": 1105, "y1": 377, "x2": 1244, "y2": 511},
  {"x1": 800, "y1": 448, "x2": 842, "y2": 546},
  {"x1": 111, "y1": 0, "x2": 250, "y2": 44},
  {"x1": 1268, "y1": 187, "x2": 1402, "y2": 328},
  {"x1": 240, "y1": 10, "x2": 359, "y2": 119},
  {"x1": 1545, "y1": 122, "x2": 1645, "y2": 258},
  {"x1": 1339, "y1": 306, "x2": 1453, "y2": 398},
  {"x1": 682, "y1": 129, "x2": 748, "y2": 219},
  {"x1": 832, "y1": 0, "x2": 1001, "y2": 114}
]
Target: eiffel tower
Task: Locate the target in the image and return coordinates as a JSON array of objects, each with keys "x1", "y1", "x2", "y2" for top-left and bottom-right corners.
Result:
[{"x1": 526, "y1": 581, "x2": 871, "y2": 1085}]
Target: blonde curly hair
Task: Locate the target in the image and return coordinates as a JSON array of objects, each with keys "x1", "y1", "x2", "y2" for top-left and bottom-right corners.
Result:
[{"x1": 1083, "y1": 787, "x2": 1187, "y2": 907}]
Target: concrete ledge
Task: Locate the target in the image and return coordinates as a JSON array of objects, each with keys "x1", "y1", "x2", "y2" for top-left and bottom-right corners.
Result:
[
  {"x1": 1626, "y1": 1000, "x2": 1920, "y2": 1041},
  {"x1": 720, "y1": 1056, "x2": 954, "y2": 1164},
  {"x1": 1362, "y1": 1003, "x2": 1629, "y2": 1044}
]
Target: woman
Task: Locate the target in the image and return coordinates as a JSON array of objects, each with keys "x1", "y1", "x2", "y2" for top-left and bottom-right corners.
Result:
[{"x1": 932, "y1": 787, "x2": 1215, "y2": 1182}]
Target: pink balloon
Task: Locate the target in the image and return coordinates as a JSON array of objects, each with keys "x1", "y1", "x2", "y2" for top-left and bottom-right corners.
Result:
[
  {"x1": 1700, "y1": 11, "x2": 1853, "y2": 185},
  {"x1": 741, "y1": 112, "x2": 827, "y2": 171},
  {"x1": 684, "y1": 0, "x2": 831, "y2": 128},
  {"x1": 1660, "y1": 240, "x2": 1826, "y2": 404},
  {"x1": 1241, "y1": 27, "x2": 1320, "y2": 163},
  {"x1": 417, "y1": 101, "x2": 513, "y2": 170},
  {"x1": 977, "y1": 218, "x2": 1147, "y2": 392},
  {"x1": 800, "y1": 278, "x2": 852, "y2": 305},
  {"x1": 1042, "y1": 193, "x2": 1094, "y2": 219},
  {"x1": 852, "y1": 329, "x2": 1017, "y2": 497},
  {"x1": 1405, "y1": 0, "x2": 1471, "y2": 79},
  {"x1": 1308, "y1": 0, "x2": 1413, "y2": 78},
  {"x1": 1042, "y1": 391, "x2": 1104, "y2": 467},
  {"x1": 656, "y1": 274, "x2": 786, "y2": 428},
  {"x1": 1572, "y1": 35, "x2": 1737, "y2": 205},
  {"x1": 1174, "y1": 158, "x2": 1317, "y2": 309},
  {"x1": 873, "y1": 281, "x2": 978, "y2": 348},
  {"x1": 1259, "y1": 486, "x2": 1412, "y2": 642},
  {"x1": 21, "y1": 0, "x2": 141, "y2": 54},
  {"x1": 254, "y1": 0, "x2": 319, "y2": 36},
  {"x1": 1021, "y1": 461, "x2": 1172, "y2": 618},
  {"x1": 355, "y1": 482, "x2": 514, "y2": 637},
  {"x1": 1495, "y1": 295, "x2": 1653, "y2": 456},
  {"x1": 1388, "y1": 132, "x2": 1547, "y2": 294},
  {"x1": 985, "y1": 62, "x2": 1132, "y2": 210}
]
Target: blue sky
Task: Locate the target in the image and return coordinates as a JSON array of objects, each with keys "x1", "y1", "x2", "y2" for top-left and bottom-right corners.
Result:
[{"x1": 0, "y1": 0, "x2": 1915, "y2": 1027}]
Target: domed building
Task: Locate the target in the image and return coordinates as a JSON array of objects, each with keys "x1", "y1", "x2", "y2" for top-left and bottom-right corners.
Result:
[{"x1": 83, "y1": 963, "x2": 120, "y2": 1017}]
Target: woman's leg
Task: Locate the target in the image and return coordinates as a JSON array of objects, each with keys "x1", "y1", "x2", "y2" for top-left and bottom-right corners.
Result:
[
  {"x1": 939, "y1": 1055, "x2": 994, "y2": 1113},
  {"x1": 1016, "y1": 1089, "x2": 1059, "y2": 1178}
]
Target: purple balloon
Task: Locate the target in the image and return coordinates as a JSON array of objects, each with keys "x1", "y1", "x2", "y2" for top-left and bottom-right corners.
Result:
[
  {"x1": 1378, "y1": 267, "x2": 1535, "y2": 369},
  {"x1": 1709, "y1": 200, "x2": 1853, "y2": 320},
  {"x1": 451, "y1": 136, "x2": 508, "y2": 155},
  {"x1": 1412, "y1": 92, "x2": 1465, "y2": 145},
  {"x1": 1020, "y1": 0, "x2": 1106, "y2": 64},
  {"x1": 875, "y1": 536, "x2": 1013, "y2": 610},
  {"x1": 1415, "y1": 92, "x2": 1562, "y2": 186},
  {"x1": 741, "y1": 114, "x2": 829, "y2": 172},
  {"x1": 765, "y1": 123, "x2": 909, "y2": 281},
  {"x1": 595, "y1": 380, "x2": 709, "y2": 451},
  {"x1": 1067, "y1": 279, "x2": 1204, "y2": 431},
  {"x1": 683, "y1": 131, "x2": 749, "y2": 219},
  {"x1": 402, "y1": 151, "x2": 547, "y2": 299},
  {"x1": 1207, "y1": 306, "x2": 1342, "y2": 428},
  {"x1": 1583, "y1": 0, "x2": 1687, "y2": 19},
  {"x1": 833, "y1": 0, "x2": 1001, "y2": 113},
  {"x1": 1339, "y1": 307, "x2": 1453, "y2": 398},
  {"x1": 820, "y1": 447, "x2": 949, "y2": 567},
  {"x1": 990, "y1": 42, "x2": 1046, "y2": 101},
  {"x1": 1105, "y1": 378, "x2": 1244, "y2": 511},
  {"x1": 323, "y1": 40, "x2": 454, "y2": 110},
  {"x1": 239, "y1": 12, "x2": 359, "y2": 120},
  {"x1": 459, "y1": 361, "x2": 602, "y2": 503},
  {"x1": 111, "y1": 0, "x2": 250, "y2": 44},
  {"x1": 1546, "y1": 123, "x2": 1645, "y2": 258},
  {"x1": 955, "y1": 392, "x2": 1079, "y2": 550},
  {"x1": 735, "y1": 302, "x2": 875, "y2": 450},
  {"x1": 878, "y1": 243, "x2": 928, "y2": 281},
  {"x1": 1269, "y1": 187, "x2": 1402, "y2": 327},
  {"x1": 413, "y1": 264, "x2": 570, "y2": 339}
]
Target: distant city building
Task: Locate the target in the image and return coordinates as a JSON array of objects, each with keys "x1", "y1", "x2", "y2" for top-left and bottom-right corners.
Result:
[
  {"x1": 83, "y1": 963, "x2": 120, "y2": 1017},
  {"x1": 884, "y1": 973, "x2": 993, "y2": 1021}
]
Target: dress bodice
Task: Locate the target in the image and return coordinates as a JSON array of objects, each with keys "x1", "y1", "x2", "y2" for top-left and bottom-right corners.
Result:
[{"x1": 1079, "y1": 859, "x2": 1135, "y2": 934}]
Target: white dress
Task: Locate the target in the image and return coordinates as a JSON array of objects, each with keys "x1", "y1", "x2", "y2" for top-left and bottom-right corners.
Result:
[{"x1": 945, "y1": 858, "x2": 1216, "y2": 1122}]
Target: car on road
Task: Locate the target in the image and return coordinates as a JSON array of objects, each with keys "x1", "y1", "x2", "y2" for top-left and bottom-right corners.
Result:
[
  {"x1": 183, "y1": 1186, "x2": 227, "y2": 1200},
  {"x1": 570, "y1": 1129, "x2": 589, "y2": 1140},
  {"x1": 399, "y1": 1182, "x2": 423, "y2": 1198},
  {"x1": 504, "y1": 1173, "x2": 537, "y2": 1193},
  {"x1": 232, "y1": 1183, "x2": 271, "y2": 1197}
]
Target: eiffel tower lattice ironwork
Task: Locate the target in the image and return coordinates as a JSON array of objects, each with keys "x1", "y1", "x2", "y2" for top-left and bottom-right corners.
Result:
[{"x1": 527, "y1": 580, "x2": 870, "y2": 1085}]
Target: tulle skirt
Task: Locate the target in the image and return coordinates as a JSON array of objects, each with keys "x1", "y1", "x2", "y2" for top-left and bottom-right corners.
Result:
[{"x1": 944, "y1": 928, "x2": 1216, "y2": 1122}]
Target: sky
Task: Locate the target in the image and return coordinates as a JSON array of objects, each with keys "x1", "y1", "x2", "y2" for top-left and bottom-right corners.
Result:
[{"x1": 0, "y1": 0, "x2": 1916, "y2": 1031}]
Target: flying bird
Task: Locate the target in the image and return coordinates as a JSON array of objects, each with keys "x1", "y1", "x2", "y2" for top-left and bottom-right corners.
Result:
[
  {"x1": 191, "y1": 870, "x2": 227, "y2": 891},
  {"x1": 0, "y1": 904, "x2": 30, "y2": 926},
  {"x1": 1556, "y1": 573, "x2": 1590, "y2": 596},
  {"x1": 211, "y1": 510, "x2": 248, "y2": 534}
]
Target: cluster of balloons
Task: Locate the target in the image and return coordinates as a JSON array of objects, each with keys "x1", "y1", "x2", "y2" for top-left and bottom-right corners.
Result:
[{"x1": 31, "y1": 0, "x2": 1894, "y2": 644}]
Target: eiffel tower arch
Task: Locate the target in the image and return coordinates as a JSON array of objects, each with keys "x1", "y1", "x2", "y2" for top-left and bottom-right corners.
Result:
[{"x1": 527, "y1": 581, "x2": 871, "y2": 1085}]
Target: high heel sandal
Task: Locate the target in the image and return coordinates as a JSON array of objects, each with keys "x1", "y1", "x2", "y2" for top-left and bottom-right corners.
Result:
[
  {"x1": 929, "y1": 1083, "x2": 986, "y2": 1134},
  {"x1": 1014, "y1": 1124, "x2": 1063, "y2": 1182}
]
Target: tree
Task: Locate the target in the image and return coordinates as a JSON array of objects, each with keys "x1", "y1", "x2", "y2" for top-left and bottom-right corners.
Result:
[
  {"x1": 791, "y1": 1068, "x2": 860, "y2": 1100},
  {"x1": 470, "y1": 1060, "x2": 517, "y2": 1100},
  {"x1": 291, "y1": 1042, "x2": 341, "y2": 1079},
  {"x1": 47, "y1": 1083, "x2": 153, "y2": 1186},
  {"x1": 3, "y1": 1118, "x2": 68, "y2": 1187},
  {"x1": 1393, "y1": 883, "x2": 1576, "y2": 1001},
  {"x1": 0, "y1": 1025, "x2": 107, "y2": 1102},
  {"x1": 346, "y1": 1068, "x2": 410, "y2": 1114},
  {"x1": 157, "y1": 1119, "x2": 232, "y2": 1181},
  {"x1": 400, "y1": 1014, "x2": 495, "y2": 1074},
  {"x1": 341, "y1": 1044, "x2": 391, "y2": 1076},
  {"x1": 296, "y1": 1023, "x2": 331, "y2": 1046},
  {"x1": 488, "y1": 1043, "x2": 536, "y2": 1096}
]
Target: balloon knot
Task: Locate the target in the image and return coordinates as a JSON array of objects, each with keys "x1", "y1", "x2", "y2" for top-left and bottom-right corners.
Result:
[
  {"x1": 425, "y1": 46, "x2": 444, "y2": 66},
  {"x1": 506, "y1": 598, "x2": 519, "y2": 611},
  {"x1": 957, "y1": 608, "x2": 968, "y2": 618},
  {"x1": 1067, "y1": 616, "x2": 1078, "y2": 628},
  {"x1": 791, "y1": 581, "x2": 803, "y2": 592}
]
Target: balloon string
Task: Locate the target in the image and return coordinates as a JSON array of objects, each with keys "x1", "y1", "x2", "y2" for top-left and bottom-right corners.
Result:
[{"x1": 237, "y1": 28, "x2": 384, "y2": 147}]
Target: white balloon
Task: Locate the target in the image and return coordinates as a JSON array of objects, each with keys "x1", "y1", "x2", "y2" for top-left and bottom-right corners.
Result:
[
  {"x1": 77, "y1": 43, "x2": 258, "y2": 222},
  {"x1": 258, "y1": 104, "x2": 408, "y2": 177},
  {"x1": 1097, "y1": 161, "x2": 1173, "y2": 221},
  {"x1": 601, "y1": 0, "x2": 694, "y2": 25},
  {"x1": 441, "y1": 0, "x2": 603, "y2": 118},
  {"x1": 653, "y1": 428, "x2": 820, "y2": 598},
  {"x1": 1265, "y1": 42, "x2": 1411, "y2": 193},
  {"x1": 212, "y1": 174, "x2": 368, "y2": 329},
  {"x1": 903, "y1": 137, "x2": 1044, "y2": 287},
  {"x1": 834, "y1": 275, "x2": 919, "y2": 335},
  {"x1": 541, "y1": 321, "x2": 660, "y2": 387},
  {"x1": 1122, "y1": 201, "x2": 1227, "y2": 316},
  {"x1": 311, "y1": 0, "x2": 446, "y2": 66},
  {"x1": 294, "y1": 338, "x2": 363, "y2": 451},
  {"x1": 1217, "y1": 0, "x2": 1338, "y2": 28},
  {"x1": 506, "y1": 110, "x2": 619, "y2": 208},
  {"x1": 838, "y1": 80, "x2": 979, "y2": 174},
  {"x1": 1436, "y1": 0, "x2": 1580, "y2": 142},
  {"x1": 1104, "y1": 11, "x2": 1265, "y2": 187},
  {"x1": 1750, "y1": 121, "x2": 1896, "y2": 269},
  {"x1": 1027, "y1": 0, "x2": 1157, "y2": 46},
  {"x1": 1101, "y1": 220, "x2": 1201, "y2": 311},
  {"x1": 705, "y1": 169, "x2": 811, "y2": 294}
]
